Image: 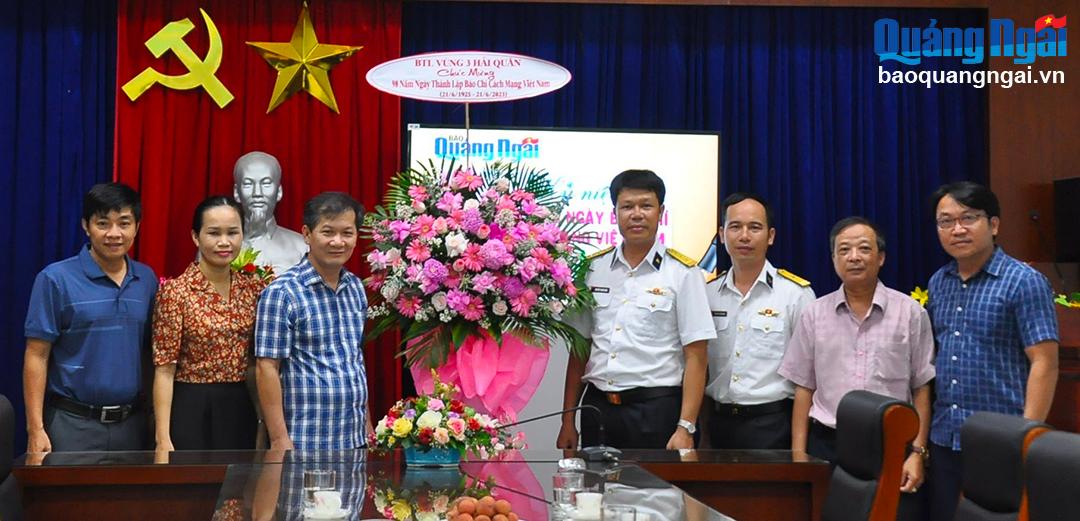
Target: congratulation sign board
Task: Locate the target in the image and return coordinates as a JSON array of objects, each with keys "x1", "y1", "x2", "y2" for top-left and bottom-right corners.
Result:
[{"x1": 366, "y1": 51, "x2": 571, "y2": 103}]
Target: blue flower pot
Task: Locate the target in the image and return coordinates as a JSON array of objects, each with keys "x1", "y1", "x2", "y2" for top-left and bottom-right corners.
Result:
[{"x1": 404, "y1": 446, "x2": 461, "y2": 467}]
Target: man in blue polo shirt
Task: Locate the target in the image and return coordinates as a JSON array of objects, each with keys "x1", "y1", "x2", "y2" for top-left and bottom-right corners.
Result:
[
  {"x1": 24, "y1": 183, "x2": 158, "y2": 452},
  {"x1": 925, "y1": 181, "x2": 1059, "y2": 521}
]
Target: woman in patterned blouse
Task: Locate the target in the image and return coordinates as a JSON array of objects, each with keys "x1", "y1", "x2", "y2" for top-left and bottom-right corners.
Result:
[{"x1": 152, "y1": 196, "x2": 267, "y2": 450}]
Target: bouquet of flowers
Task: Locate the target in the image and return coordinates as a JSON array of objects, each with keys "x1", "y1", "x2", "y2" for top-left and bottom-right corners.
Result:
[
  {"x1": 363, "y1": 160, "x2": 593, "y2": 368},
  {"x1": 229, "y1": 247, "x2": 275, "y2": 281},
  {"x1": 370, "y1": 372, "x2": 519, "y2": 456}
]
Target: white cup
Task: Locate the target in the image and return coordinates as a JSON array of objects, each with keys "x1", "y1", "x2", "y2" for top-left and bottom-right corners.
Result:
[
  {"x1": 313, "y1": 490, "x2": 342, "y2": 514},
  {"x1": 575, "y1": 492, "x2": 603, "y2": 519}
]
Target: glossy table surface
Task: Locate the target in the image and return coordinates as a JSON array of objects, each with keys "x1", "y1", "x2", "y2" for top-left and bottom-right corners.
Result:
[
  {"x1": 209, "y1": 453, "x2": 737, "y2": 521},
  {"x1": 14, "y1": 448, "x2": 826, "y2": 469},
  {"x1": 14, "y1": 449, "x2": 829, "y2": 521}
]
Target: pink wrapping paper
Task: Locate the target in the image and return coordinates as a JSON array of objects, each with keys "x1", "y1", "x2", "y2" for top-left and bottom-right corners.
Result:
[
  {"x1": 410, "y1": 332, "x2": 549, "y2": 422},
  {"x1": 461, "y1": 451, "x2": 549, "y2": 521}
]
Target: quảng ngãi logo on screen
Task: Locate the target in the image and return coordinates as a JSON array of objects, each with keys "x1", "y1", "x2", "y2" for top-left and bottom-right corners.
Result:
[
  {"x1": 874, "y1": 14, "x2": 1067, "y2": 88},
  {"x1": 434, "y1": 136, "x2": 541, "y2": 161}
]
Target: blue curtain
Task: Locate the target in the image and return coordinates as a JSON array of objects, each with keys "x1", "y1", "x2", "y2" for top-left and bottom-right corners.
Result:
[
  {"x1": 0, "y1": 0, "x2": 116, "y2": 454},
  {"x1": 403, "y1": 3, "x2": 987, "y2": 296}
]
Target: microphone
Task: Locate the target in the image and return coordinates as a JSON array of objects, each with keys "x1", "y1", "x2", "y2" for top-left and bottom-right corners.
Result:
[{"x1": 500, "y1": 405, "x2": 622, "y2": 462}]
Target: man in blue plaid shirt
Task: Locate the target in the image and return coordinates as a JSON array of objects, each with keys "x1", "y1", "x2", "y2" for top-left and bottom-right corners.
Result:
[
  {"x1": 255, "y1": 192, "x2": 372, "y2": 450},
  {"x1": 925, "y1": 182, "x2": 1059, "y2": 521}
]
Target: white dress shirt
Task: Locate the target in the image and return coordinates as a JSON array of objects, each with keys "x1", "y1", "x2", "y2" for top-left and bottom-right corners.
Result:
[
  {"x1": 705, "y1": 260, "x2": 815, "y2": 405},
  {"x1": 574, "y1": 240, "x2": 716, "y2": 392}
]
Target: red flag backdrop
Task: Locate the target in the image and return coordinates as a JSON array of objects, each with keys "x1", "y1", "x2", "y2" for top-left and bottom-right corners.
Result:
[{"x1": 114, "y1": 0, "x2": 403, "y2": 414}]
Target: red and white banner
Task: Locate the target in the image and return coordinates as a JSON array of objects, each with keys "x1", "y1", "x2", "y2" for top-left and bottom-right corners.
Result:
[{"x1": 366, "y1": 51, "x2": 571, "y2": 103}]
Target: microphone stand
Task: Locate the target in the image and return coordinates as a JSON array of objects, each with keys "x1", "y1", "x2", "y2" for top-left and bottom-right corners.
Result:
[{"x1": 500, "y1": 405, "x2": 623, "y2": 462}]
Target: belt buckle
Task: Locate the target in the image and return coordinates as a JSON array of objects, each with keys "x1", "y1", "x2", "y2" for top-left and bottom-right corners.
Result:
[
  {"x1": 99, "y1": 405, "x2": 123, "y2": 423},
  {"x1": 731, "y1": 406, "x2": 740, "y2": 416},
  {"x1": 605, "y1": 392, "x2": 622, "y2": 406}
]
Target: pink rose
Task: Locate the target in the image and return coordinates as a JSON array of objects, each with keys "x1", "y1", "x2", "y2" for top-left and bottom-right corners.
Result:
[
  {"x1": 518, "y1": 257, "x2": 543, "y2": 282},
  {"x1": 432, "y1": 217, "x2": 449, "y2": 234},
  {"x1": 447, "y1": 418, "x2": 466, "y2": 439}
]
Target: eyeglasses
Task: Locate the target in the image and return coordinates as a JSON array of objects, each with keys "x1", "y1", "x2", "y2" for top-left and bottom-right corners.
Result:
[{"x1": 936, "y1": 212, "x2": 986, "y2": 230}]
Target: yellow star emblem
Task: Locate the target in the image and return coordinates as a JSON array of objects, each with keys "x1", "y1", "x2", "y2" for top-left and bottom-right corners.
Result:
[
  {"x1": 1045, "y1": 16, "x2": 1054, "y2": 25},
  {"x1": 246, "y1": 2, "x2": 361, "y2": 114}
]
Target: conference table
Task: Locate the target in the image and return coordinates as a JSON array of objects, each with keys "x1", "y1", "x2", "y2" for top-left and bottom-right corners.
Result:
[{"x1": 13, "y1": 449, "x2": 830, "y2": 521}]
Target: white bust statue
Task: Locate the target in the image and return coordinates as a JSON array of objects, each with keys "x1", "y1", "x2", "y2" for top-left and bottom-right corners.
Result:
[{"x1": 232, "y1": 151, "x2": 307, "y2": 274}]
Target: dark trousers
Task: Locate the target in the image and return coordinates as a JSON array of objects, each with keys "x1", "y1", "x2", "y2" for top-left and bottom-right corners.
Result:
[
  {"x1": 44, "y1": 406, "x2": 146, "y2": 451},
  {"x1": 928, "y1": 443, "x2": 963, "y2": 521},
  {"x1": 809, "y1": 419, "x2": 925, "y2": 521},
  {"x1": 807, "y1": 419, "x2": 838, "y2": 462},
  {"x1": 171, "y1": 382, "x2": 257, "y2": 450},
  {"x1": 580, "y1": 386, "x2": 682, "y2": 449},
  {"x1": 708, "y1": 400, "x2": 792, "y2": 449}
]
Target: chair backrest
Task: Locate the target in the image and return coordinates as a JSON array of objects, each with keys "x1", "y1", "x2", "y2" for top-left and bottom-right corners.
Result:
[
  {"x1": 1024, "y1": 430, "x2": 1080, "y2": 521},
  {"x1": 821, "y1": 390, "x2": 919, "y2": 521},
  {"x1": 0, "y1": 393, "x2": 22, "y2": 521},
  {"x1": 0, "y1": 394, "x2": 11, "y2": 480},
  {"x1": 953, "y1": 412, "x2": 1049, "y2": 521}
]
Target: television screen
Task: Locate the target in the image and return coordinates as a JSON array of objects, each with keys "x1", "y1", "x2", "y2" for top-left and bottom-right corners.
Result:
[{"x1": 407, "y1": 125, "x2": 720, "y2": 262}]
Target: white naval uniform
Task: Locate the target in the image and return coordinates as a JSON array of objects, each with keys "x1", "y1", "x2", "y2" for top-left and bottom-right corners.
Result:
[
  {"x1": 705, "y1": 260, "x2": 815, "y2": 405},
  {"x1": 575, "y1": 240, "x2": 716, "y2": 392}
]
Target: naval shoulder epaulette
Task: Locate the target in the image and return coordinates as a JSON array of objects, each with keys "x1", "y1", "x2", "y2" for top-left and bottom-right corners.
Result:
[
  {"x1": 586, "y1": 246, "x2": 615, "y2": 260},
  {"x1": 705, "y1": 269, "x2": 726, "y2": 284},
  {"x1": 665, "y1": 248, "x2": 697, "y2": 267},
  {"x1": 777, "y1": 269, "x2": 811, "y2": 288}
]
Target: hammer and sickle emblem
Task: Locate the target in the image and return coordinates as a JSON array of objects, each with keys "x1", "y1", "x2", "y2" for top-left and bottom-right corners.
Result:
[{"x1": 121, "y1": 9, "x2": 234, "y2": 108}]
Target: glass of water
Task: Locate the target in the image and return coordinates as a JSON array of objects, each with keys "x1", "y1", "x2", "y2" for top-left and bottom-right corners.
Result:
[
  {"x1": 552, "y1": 470, "x2": 585, "y2": 517},
  {"x1": 302, "y1": 469, "x2": 336, "y2": 508}
]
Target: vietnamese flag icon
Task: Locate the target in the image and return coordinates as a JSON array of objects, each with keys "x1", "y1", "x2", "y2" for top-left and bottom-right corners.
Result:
[
  {"x1": 1035, "y1": 14, "x2": 1067, "y2": 31},
  {"x1": 521, "y1": 137, "x2": 539, "y2": 144}
]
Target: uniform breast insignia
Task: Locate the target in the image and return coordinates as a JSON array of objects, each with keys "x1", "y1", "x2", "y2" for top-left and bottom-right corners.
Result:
[
  {"x1": 665, "y1": 247, "x2": 697, "y2": 267},
  {"x1": 758, "y1": 308, "x2": 781, "y2": 318},
  {"x1": 590, "y1": 286, "x2": 611, "y2": 293},
  {"x1": 712, "y1": 310, "x2": 728, "y2": 317},
  {"x1": 646, "y1": 287, "x2": 667, "y2": 296},
  {"x1": 777, "y1": 269, "x2": 811, "y2": 287}
]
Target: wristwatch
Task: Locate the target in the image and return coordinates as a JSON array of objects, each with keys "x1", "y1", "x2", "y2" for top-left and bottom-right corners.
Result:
[
  {"x1": 677, "y1": 419, "x2": 697, "y2": 434},
  {"x1": 909, "y1": 444, "x2": 930, "y2": 460}
]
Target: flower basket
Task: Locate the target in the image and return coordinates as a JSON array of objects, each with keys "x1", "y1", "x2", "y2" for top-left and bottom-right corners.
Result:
[
  {"x1": 362, "y1": 160, "x2": 596, "y2": 371},
  {"x1": 370, "y1": 372, "x2": 518, "y2": 460},
  {"x1": 404, "y1": 445, "x2": 461, "y2": 467}
]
